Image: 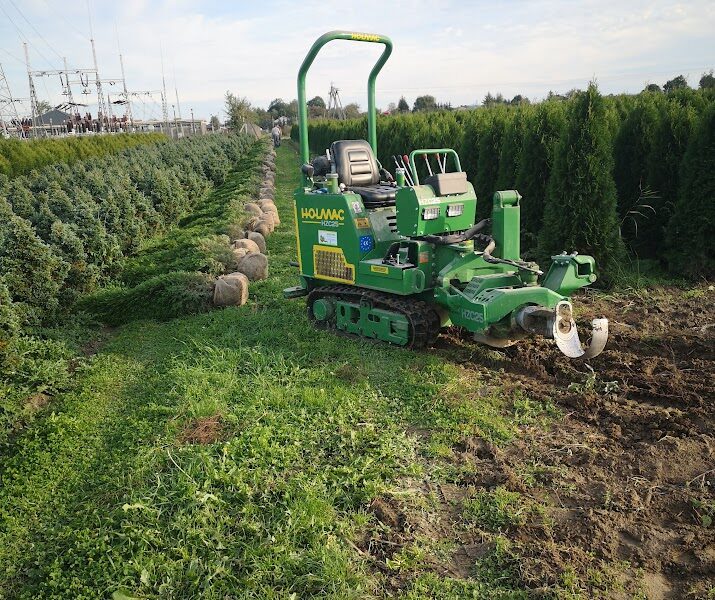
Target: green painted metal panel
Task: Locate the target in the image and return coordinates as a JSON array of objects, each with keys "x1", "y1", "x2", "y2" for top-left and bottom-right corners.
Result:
[{"x1": 395, "y1": 183, "x2": 477, "y2": 237}]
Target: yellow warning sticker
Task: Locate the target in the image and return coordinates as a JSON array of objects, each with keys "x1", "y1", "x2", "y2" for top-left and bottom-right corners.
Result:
[
  {"x1": 370, "y1": 265, "x2": 389, "y2": 274},
  {"x1": 355, "y1": 217, "x2": 370, "y2": 229}
]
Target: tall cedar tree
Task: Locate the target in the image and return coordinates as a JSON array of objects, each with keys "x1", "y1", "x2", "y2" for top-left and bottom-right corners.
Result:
[
  {"x1": 514, "y1": 101, "x2": 566, "y2": 249},
  {"x1": 538, "y1": 83, "x2": 624, "y2": 280},
  {"x1": 612, "y1": 94, "x2": 662, "y2": 256},
  {"x1": 666, "y1": 103, "x2": 715, "y2": 278},
  {"x1": 474, "y1": 108, "x2": 510, "y2": 220},
  {"x1": 495, "y1": 107, "x2": 529, "y2": 191},
  {"x1": 643, "y1": 94, "x2": 700, "y2": 261}
]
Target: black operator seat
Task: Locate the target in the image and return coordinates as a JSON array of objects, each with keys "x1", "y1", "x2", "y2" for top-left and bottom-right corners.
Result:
[{"x1": 330, "y1": 139, "x2": 397, "y2": 208}]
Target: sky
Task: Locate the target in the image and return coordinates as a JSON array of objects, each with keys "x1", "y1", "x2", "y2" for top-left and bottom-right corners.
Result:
[{"x1": 0, "y1": 0, "x2": 713, "y2": 121}]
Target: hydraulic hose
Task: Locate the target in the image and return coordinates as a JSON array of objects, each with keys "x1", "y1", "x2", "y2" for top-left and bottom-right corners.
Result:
[
  {"x1": 478, "y1": 234, "x2": 543, "y2": 275},
  {"x1": 420, "y1": 219, "x2": 491, "y2": 245},
  {"x1": 420, "y1": 219, "x2": 541, "y2": 274}
]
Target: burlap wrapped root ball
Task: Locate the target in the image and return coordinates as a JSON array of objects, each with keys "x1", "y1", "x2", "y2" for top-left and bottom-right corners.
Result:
[
  {"x1": 243, "y1": 216, "x2": 262, "y2": 232},
  {"x1": 259, "y1": 187, "x2": 274, "y2": 200},
  {"x1": 243, "y1": 202, "x2": 263, "y2": 217},
  {"x1": 258, "y1": 198, "x2": 275, "y2": 209},
  {"x1": 232, "y1": 238, "x2": 261, "y2": 254},
  {"x1": 260, "y1": 204, "x2": 280, "y2": 226},
  {"x1": 236, "y1": 252, "x2": 268, "y2": 281},
  {"x1": 253, "y1": 220, "x2": 271, "y2": 238},
  {"x1": 259, "y1": 212, "x2": 276, "y2": 233},
  {"x1": 213, "y1": 272, "x2": 249, "y2": 307},
  {"x1": 246, "y1": 231, "x2": 266, "y2": 253}
]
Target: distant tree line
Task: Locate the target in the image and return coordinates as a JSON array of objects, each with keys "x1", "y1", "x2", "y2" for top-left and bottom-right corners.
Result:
[{"x1": 223, "y1": 93, "x2": 362, "y2": 130}]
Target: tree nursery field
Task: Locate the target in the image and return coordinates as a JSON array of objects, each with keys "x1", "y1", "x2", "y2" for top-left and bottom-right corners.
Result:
[{"x1": 0, "y1": 126, "x2": 712, "y2": 599}]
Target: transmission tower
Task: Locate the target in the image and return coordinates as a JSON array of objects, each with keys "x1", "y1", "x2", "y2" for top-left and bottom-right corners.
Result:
[
  {"x1": 326, "y1": 83, "x2": 346, "y2": 120},
  {"x1": 119, "y1": 53, "x2": 132, "y2": 124},
  {"x1": 23, "y1": 42, "x2": 43, "y2": 137},
  {"x1": 0, "y1": 63, "x2": 22, "y2": 138},
  {"x1": 90, "y1": 38, "x2": 108, "y2": 131},
  {"x1": 160, "y1": 45, "x2": 170, "y2": 135},
  {"x1": 61, "y1": 57, "x2": 76, "y2": 109}
]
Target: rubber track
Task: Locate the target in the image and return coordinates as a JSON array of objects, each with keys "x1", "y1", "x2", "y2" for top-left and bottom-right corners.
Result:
[{"x1": 307, "y1": 284, "x2": 441, "y2": 349}]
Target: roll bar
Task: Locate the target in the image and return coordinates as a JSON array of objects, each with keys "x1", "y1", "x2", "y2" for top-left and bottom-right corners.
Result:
[{"x1": 297, "y1": 31, "x2": 393, "y2": 174}]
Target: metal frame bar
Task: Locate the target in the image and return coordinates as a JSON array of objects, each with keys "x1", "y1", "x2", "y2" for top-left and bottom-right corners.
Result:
[{"x1": 297, "y1": 30, "x2": 393, "y2": 184}]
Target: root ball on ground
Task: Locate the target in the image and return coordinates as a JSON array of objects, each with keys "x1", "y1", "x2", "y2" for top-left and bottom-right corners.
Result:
[
  {"x1": 232, "y1": 238, "x2": 261, "y2": 254},
  {"x1": 236, "y1": 253, "x2": 268, "y2": 281},
  {"x1": 246, "y1": 231, "x2": 266, "y2": 253},
  {"x1": 243, "y1": 202, "x2": 263, "y2": 217},
  {"x1": 213, "y1": 272, "x2": 249, "y2": 307}
]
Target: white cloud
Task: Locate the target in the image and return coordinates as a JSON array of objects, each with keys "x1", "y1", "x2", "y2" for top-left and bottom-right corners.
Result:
[{"x1": 0, "y1": 0, "x2": 712, "y2": 119}]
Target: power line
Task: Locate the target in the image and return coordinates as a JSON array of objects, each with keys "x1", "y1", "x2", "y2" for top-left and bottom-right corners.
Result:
[
  {"x1": 39, "y1": 0, "x2": 89, "y2": 41},
  {"x1": 0, "y1": 46, "x2": 25, "y2": 66},
  {"x1": 6, "y1": 0, "x2": 64, "y2": 62},
  {"x1": 0, "y1": 1, "x2": 57, "y2": 70}
]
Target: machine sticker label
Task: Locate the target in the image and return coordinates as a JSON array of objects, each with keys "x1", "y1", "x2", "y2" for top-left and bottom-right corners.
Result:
[
  {"x1": 419, "y1": 251, "x2": 430, "y2": 264},
  {"x1": 318, "y1": 230, "x2": 338, "y2": 246},
  {"x1": 370, "y1": 265, "x2": 389, "y2": 274},
  {"x1": 351, "y1": 201, "x2": 362, "y2": 214},
  {"x1": 355, "y1": 217, "x2": 370, "y2": 229},
  {"x1": 461, "y1": 308, "x2": 484, "y2": 323},
  {"x1": 301, "y1": 207, "x2": 345, "y2": 228},
  {"x1": 351, "y1": 33, "x2": 381, "y2": 42},
  {"x1": 418, "y1": 198, "x2": 441, "y2": 206}
]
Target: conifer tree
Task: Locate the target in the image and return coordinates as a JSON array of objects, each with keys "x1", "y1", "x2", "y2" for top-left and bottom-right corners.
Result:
[
  {"x1": 474, "y1": 108, "x2": 510, "y2": 220},
  {"x1": 666, "y1": 103, "x2": 715, "y2": 278},
  {"x1": 514, "y1": 101, "x2": 566, "y2": 245},
  {"x1": 538, "y1": 83, "x2": 624, "y2": 280}
]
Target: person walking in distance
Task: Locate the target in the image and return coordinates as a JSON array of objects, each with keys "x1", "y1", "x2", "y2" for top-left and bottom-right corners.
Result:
[{"x1": 271, "y1": 123, "x2": 282, "y2": 148}]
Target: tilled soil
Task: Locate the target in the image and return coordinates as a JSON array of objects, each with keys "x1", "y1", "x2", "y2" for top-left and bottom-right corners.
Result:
[{"x1": 366, "y1": 285, "x2": 715, "y2": 598}]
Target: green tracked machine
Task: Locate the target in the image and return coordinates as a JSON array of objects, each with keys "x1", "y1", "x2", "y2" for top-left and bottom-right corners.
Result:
[{"x1": 284, "y1": 31, "x2": 608, "y2": 359}]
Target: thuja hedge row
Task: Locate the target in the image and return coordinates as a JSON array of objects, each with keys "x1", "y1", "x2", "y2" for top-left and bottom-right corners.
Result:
[
  {"x1": 0, "y1": 133, "x2": 166, "y2": 178},
  {"x1": 294, "y1": 86, "x2": 714, "y2": 279},
  {"x1": 0, "y1": 133, "x2": 254, "y2": 328}
]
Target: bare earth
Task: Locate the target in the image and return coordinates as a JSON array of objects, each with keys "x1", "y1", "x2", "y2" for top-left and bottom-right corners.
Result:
[{"x1": 363, "y1": 285, "x2": 714, "y2": 598}]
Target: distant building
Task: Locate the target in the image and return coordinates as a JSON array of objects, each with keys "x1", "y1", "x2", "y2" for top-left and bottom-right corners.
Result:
[{"x1": 37, "y1": 108, "x2": 72, "y2": 124}]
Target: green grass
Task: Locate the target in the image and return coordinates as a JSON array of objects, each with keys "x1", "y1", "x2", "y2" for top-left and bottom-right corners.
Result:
[{"x1": 0, "y1": 142, "x2": 554, "y2": 599}]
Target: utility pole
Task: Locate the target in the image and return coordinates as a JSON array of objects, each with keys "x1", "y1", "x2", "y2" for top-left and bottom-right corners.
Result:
[
  {"x1": 172, "y1": 103, "x2": 180, "y2": 138},
  {"x1": 0, "y1": 63, "x2": 22, "y2": 138},
  {"x1": 24, "y1": 43, "x2": 41, "y2": 138},
  {"x1": 190, "y1": 107, "x2": 195, "y2": 134},
  {"x1": 62, "y1": 57, "x2": 76, "y2": 110},
  {"x1": 160, "y1": 45, "x2": 170, "y2": 135},
  {"x1": 119, "y1": 52, "x2": 132, "y2": 126},
  {"x1": 327, "y1": 83, "x2": 346, "y2": 120},
  {"x1": 173, "y1": 68, "x2": 182, "y2": 120},
  {"x1": 90, "y1": 38, "x2": 108, "y2": 132}
]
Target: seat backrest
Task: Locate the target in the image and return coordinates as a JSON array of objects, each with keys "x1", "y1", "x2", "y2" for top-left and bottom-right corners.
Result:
[{"x1": 331, "y1": 140, "x2": 380, "y2": 187}]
